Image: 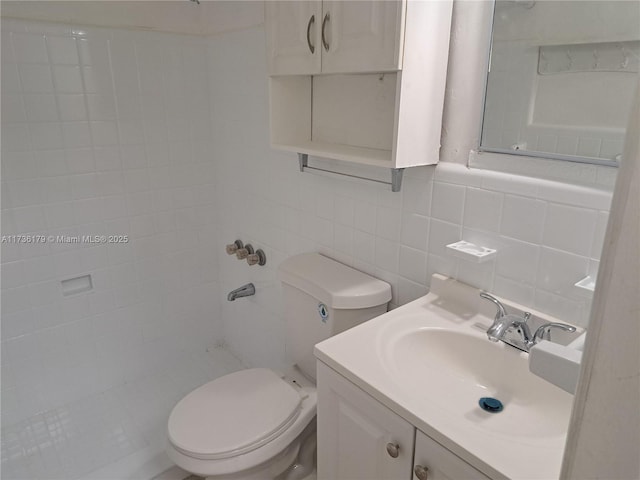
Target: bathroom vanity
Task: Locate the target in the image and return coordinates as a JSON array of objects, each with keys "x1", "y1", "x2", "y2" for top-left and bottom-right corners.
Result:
[{"x1": 314, "y1": 275, "x2": 580, "y2": 479}]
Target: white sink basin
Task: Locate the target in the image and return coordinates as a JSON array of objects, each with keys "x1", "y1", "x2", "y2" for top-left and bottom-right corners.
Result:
[
  {"x1": 315, "y1": 274, "x2": 577, "y2": 480},
  {"x1": 382, "y1": 325, "x2": 572, "y2": 438}
]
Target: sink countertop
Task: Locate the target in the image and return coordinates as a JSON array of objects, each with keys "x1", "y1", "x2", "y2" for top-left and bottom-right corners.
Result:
[{"x1": 314, "y1": 274, "x2": 574, "y2": 480}]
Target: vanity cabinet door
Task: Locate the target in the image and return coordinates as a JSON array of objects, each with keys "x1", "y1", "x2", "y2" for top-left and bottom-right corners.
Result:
[
  {"x1": 317, "y1": 362, "x2": 415, "y2": 480},
  {"x1": 413, "y1": 430, "x2": 491, "y2": 480},
  {"x1": 265, "y1": 1, "x2": 322, "y2": 75}
]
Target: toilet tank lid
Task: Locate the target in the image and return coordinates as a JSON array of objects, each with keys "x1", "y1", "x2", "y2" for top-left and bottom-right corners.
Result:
[{"x1": 278, "y1": 253, "x2": 391, "y2": 309}]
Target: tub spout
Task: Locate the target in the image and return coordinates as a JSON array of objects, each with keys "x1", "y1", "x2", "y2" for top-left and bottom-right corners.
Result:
[{"x1": 227, "y1": 283, "x2": 255, "y2": 301}]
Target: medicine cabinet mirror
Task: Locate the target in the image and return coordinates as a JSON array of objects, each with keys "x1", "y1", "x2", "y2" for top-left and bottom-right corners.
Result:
[{"x1": 480, "y1": 0, "x2": 639, "y2": 166}]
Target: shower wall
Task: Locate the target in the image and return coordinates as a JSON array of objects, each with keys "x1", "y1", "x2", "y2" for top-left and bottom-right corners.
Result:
[{"x1": 1, "y1": 18, "x2": 221, "y2": 427}]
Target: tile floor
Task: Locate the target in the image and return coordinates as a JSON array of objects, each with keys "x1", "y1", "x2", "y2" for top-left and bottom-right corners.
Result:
[{"x1": 1, "y1": 347, "x2": 245, "y2": 480}]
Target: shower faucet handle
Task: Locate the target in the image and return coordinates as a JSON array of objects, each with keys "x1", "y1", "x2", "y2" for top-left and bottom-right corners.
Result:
[
  {"x1": 226, "y1": 240, "x2": 243, "y2": 255},
  {"x1": 246, "y1": 249, "x2": 266, "y2": 266},
  {"x1": 236, "y1": 244, "x2": 254, "y2": 260}
]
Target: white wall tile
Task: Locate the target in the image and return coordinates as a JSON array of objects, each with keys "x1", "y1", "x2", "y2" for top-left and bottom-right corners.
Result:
[
  {"x1": 57, "y1": 94, "x2": 87, "y2": 121},
  {"x1": 495, "y1": 237, "x2": 540, "y2": 286},
  {"x1": 23, "y1": 94, "x2": 58, "y2": 122},
  {"x1": 62, "y1": 122, "x2": 92, "y2": 149},
  {"x1": 352, "y1": 230, "x2": 376, "y2": 264},
  {"x1": 402, "y1": 175, "x2": 432, "y2": 216},
  {"x1": 543, "y1": 203, "x2": 598, "y2": 256},
  {"x1": 463, "y1": 187, "x2": 503, "y2": 232},
  {"x1": 537, "y1": 247, "x2": 589, "y2": 296},
  {"x1": 29, "y1": 123, "x2": 64, "y2": 150},
  {"x1": 46, "y1": 35, "x2": 79, "y2": 65},
  {"x1": 501, "y1": 194, "x2": 546, "y2": 244},
  {"x1": 12, "y1": 206, "x2": 46, "y2": 233},
  {"x1": 427, "y1": 219, "x2": 461, "y2": 257},
  {"x1": 492, "y1": 275, "x2": 534, "y2": 306},
  {"x1": 2, "y1": 20, "x2": 220, "y2": 431},
  {"x1": 2, "y1": 124, "x2": 32, "y2": 152},
  {"x1": 398, "y1": 246, "x2": 427, "y2": 284},
  {"x1": 431, "y1": 181, "x2": 466, "y2": 223},
  {"x1": 52, "y1": 65, "x2": 84, "y2": 93},
  {"x1": 12, "y1": 33, "x2": 49, "y2": 63},
  {"x1": 400, "y1": 213, "x2": 429, "y2": 251},
  {"x1": 376, "y1": 206, "x2": 401, "y2": 241},
  {"x1": 353, "y1": 199, "x2": 377, "y2": 234}
]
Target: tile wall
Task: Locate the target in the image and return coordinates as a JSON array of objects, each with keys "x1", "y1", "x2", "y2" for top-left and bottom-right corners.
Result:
[
  {"x1": 209, "y1": 27, "x2": 614, "y2": 370},
  {"x1": 1, "y1": 19, "x2": 221, "y2": 427},
  {"x1": 0, "y1": 13, "x2": 617, "y2": 452}
]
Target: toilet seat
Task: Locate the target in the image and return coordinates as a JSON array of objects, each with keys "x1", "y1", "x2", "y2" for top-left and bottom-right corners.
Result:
[
  {"x1": 166, "y1": 368, "x2": 317, "y2": 478},
  {"x1": 168, "y1": 369, "x2": 304, "y2": 460}
]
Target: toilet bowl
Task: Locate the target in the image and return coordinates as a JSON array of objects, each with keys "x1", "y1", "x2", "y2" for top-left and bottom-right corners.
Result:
[
  {"x1": 167, "y1": 368, "x2": 317, "y2": 480},
  {"x1": 166, "y1": 253, "x2": 391, "y2": 480}
]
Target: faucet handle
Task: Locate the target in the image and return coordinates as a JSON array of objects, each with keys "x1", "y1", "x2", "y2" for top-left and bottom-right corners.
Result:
[
  {"x1": 246, "y1": 249, "x2": 266, "y2": 266},
  {"x1": 226, "y1": 240, "x2": 243, "y2": 255},
  {"x1": 533, "y1": 322, "x2": 577, "y2": 342},
  {"x1": 236, "y1": 244, "x2": 254, "y2": 260},
  {"x1": 480, "y1": 292, "x2": 508, "y2": 320}
]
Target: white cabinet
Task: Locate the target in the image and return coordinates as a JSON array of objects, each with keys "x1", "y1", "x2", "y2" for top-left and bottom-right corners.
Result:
[
  {"x1": 266, "y1": 0, "x2": 453, "y2": 191},
  {"x1": 318, "y1": 362, "x2": 492, "y2": 480},
  {"x1": 317, "y1": 362, "x2": 414, "y2": 480},
  {"x1": 413, "y1": 430, "x2": 491, "y2": 480},
  {"x1": 265, "y1": 1, "x2": 321, "y2": 75},
  {"x1": 265, "y1": 1, "x2": 403, "y2": 75}
]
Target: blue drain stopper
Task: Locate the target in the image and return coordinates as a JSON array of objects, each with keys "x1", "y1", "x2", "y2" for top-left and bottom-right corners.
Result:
[{"x1": 479, "y1": 397, "x2": 504, "y2": 413}]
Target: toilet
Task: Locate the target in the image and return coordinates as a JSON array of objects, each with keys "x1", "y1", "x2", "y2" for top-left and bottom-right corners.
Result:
[{"x1": 166, "y1": 253, "x2": 391, "y2": 480}]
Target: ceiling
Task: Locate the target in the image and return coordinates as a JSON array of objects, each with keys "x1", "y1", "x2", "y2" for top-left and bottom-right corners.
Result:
[{"x1": 1, "y1": 0, "x2": 265, "y2": 36}]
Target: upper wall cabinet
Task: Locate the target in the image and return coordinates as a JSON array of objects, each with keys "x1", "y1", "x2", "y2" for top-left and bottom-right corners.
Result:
[
  {"x1": 266, "y1": 1, "x2": 404, "y2": 75},
  {"x1": 265, "y1": 1, "x2": 322, "y2": 75},
  {"x1": 266, "y1": 0, "x2": 453, "y2": 191}
]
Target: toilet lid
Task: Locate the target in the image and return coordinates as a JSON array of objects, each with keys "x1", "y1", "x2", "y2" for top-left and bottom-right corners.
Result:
[{"x1": 167, "y1": 368, "x2": 303, "y2": 460}]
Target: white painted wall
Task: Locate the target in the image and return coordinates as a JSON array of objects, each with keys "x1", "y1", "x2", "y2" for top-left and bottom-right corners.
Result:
[
  {"x1": 561, "y1": 82, "x2": 640, "y2": 480},
  {"x1": 1, "y1": 18, "x2": 222, "y2": 426}
]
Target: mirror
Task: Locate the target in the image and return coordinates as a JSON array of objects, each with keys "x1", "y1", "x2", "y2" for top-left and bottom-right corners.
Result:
[{"x1": 481, "y1": 0, "x2": 639, "y2": 166}]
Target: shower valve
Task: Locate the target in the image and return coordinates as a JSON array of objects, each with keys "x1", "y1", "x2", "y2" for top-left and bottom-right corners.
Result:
[
  {"x1": 225, "y1": 240, "x2": 244, "y2": 255},
  {"x1": 236, "y1": 244, "x2": 254, "y2": 260},
  {"x1": 247, "y1": 249, "x2": 266, "y2": 266}
]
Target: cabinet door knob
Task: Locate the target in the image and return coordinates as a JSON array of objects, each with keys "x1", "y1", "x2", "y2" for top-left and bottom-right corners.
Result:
[
  {"x1": 321, "y1": 12, "x2": 330, "y2": 51},
  {"x1": 414, "y1": 465, "x2": 429, "y2": 480},
  {"x1": 386, "y1": 443, "x2": 400, "y2": 458},
  {"x1": 306, "y1": 15, "x2": 315, "y2": 54}
]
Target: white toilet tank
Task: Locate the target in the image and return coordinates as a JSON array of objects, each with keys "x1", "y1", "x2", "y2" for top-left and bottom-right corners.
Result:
[{"x1": 278, "y1": 253, "x2": 391, "y2": 380}]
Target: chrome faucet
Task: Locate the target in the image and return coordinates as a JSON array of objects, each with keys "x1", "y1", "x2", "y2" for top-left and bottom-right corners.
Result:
[
  {"x1": 479, "y1": 292, "x2": 576, "y2": 352},
  {"x1": 227, "y1": 283, "x2": 255, "y2": 301}
]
